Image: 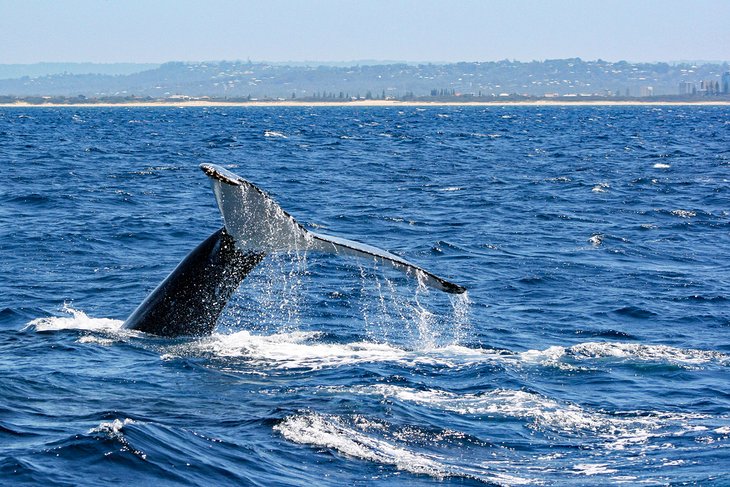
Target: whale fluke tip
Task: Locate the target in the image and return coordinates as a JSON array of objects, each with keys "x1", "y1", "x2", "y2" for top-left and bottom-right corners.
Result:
[{"x1": 200, "y1": 163, "x2": 242, "y2": 186}]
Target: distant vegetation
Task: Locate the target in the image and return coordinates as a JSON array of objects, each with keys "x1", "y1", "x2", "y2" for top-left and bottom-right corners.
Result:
[
  {"x1": 0, "y1": 62, "x2": 159, "y2": 80},
  {"x1": 1, "y1": 59, "x2": 728, "y2": 102}
]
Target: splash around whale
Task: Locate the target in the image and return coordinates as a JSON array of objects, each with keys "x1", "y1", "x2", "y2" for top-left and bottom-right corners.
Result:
[{"x1": 122, "y1": 164, "x2": 465, "y2": 337}]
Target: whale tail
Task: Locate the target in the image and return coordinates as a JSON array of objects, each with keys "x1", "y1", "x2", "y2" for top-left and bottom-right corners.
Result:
[
  {"x1": 123, "y1": 164, "x2": 465, "y2": 337},
  {"x1": 202, "y1": 164, "x2": 465, "y2": 294}
]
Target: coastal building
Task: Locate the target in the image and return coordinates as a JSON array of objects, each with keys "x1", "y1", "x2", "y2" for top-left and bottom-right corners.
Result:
[
  {"x1": 700, "y1": 80, "x2": 720, "y2": 95},
  {"x1": 678, "y1": 81, "x2": 695, "y2": 95},
  {"x1": 722, "y1": 72, "x2": 730, "y2": 94}
]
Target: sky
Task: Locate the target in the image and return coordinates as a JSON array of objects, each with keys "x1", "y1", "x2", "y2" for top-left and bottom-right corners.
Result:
[{"x1": 1, "y1": 0, "x2": 728, "y2": 65}]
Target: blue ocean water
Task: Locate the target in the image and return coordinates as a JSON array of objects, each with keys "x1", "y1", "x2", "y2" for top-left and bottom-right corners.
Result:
[{"x1": 1, "y1": 105, "x2": 729, "y2": 485}]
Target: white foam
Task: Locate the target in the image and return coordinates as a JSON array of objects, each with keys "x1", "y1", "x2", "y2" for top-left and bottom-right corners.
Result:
[
  {"x1": 25, "y1": 305, "x2": 123, "y2": 332},
  {"x1": 263, "y1": 130, "x2": 287, "y2": 138},
  {"x1": 567, "y1": 341, "x2": 727, "y2": 365},
  {"x1": 341, "y1": 384, "x2": 711, "y2": 447},
  {"x1": 519, "y1": 345, "x2": 571, "y2": 368},
  {"x1": 167, "y1": 329, "x2": 728, "y2": 373},
  {"x1": 275, "y1": 413, "x2": 446, "y2": 477},
  {"x1": 653, "y1": 163, "x2": 671, "y2": 169},
  {"x1": 77, "y1": 335, "x2": 116, "y2": 346},
  {"x1": 468, "y1": 133, "x2": 501, "y2": 138},
  {"x1": 671, "y1": 209, "x2": 696, "y2": 218},
  {"x1": 274, "y1": 412, "x2": 531, "y2": 485},
  {"x1": 89, "y1": 418, "x2": 146, "y2": 459},
  {"x1": 89, "y1": 418, "x2": 134, "y2": 436},
  {"x1": 588, "y1": 234, "x2": 604, "y2": 246},
  {"x1": 521, "y1": 341, "x2": 728, "y2": 368},
  {"x1": 169, "y1": 330, "x2": 500, "y2": 370},
  {"x1": 572, "y1": 463, "x2": 618, "y2": 475}
]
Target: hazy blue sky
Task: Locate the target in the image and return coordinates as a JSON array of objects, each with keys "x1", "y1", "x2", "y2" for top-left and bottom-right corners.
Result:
[{"x1": 1, "y1": 0, "x2": 728, "y2": 64}]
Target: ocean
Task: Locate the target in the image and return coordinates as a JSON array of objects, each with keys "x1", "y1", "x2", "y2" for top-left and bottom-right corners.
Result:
[{"x1": 1, "y1": 105, "x2": 728, "y2": 485}]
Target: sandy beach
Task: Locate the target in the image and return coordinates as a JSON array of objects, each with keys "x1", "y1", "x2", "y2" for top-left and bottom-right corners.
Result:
[{"x1": 1, "y1": 99, "x2": 730, "y2": 108}]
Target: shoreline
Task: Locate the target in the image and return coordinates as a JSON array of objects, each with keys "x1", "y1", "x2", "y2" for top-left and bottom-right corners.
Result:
[{"x1": 1, "y1": 99, "x2": 729, "y2": 108}]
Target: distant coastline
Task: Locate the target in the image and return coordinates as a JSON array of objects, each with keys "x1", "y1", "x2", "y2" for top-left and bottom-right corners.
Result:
[
  {"x1": 1, "y1": 99, "x2": 730, "y2": 108},
  {"x1": 2, "y1": 59, "x2": 729, "y2": 103}
]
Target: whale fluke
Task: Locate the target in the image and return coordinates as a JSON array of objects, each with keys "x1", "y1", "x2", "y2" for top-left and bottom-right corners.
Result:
[
  {"x1": 202, "y1": 164, "x2": 466, "y2": 294},
  {"x1": 123, "y1": 164, "x2": 465, "y2": 337}
]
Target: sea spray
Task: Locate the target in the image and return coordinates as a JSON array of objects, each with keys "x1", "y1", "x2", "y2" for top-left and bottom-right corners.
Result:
[
  {"x1": 354, "y1": 259, "x2": 469, "y2": 349},
  {"x1": 219, "y1": 250, "x2": 309, "y2": 335},
  {"x1": 24, "y1": 303, "x2": 123, "y2": 332},
  {"x1": 449, "y1": 291, "x2": 472, "y2": 346}
]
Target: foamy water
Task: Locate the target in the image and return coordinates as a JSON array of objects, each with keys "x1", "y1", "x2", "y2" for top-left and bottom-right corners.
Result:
[
  {"x1": 34, "y1": 306, "x2": 727, "y2": 373},
  {"x1": 274, "y1": 412, "x2": 532, "y2": 485},
  {"x1": 25, "y1": 304, "x2": 123, "y2": 332}
]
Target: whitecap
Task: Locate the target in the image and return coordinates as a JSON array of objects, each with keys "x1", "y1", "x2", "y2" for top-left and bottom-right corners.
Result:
[
  {"x1": 77, "y1": 335, "x2": 116, "y2": 346},
  {"x1": 264, "y1": 130, "x2": 287, "y2": 138},
  {"x1": 588, "y1": 234, "x2": 604, "y2": 246},
  {"x1": 89, "y1": 418, "x2": 146, "y2": 459},
  {"x1": 520, "y1": 341, "x2": 727, "y2": 368},
  {"x1": 275, "y1": 413, "x2": 447, "y2": 477},
  {"x1": 165, "y1": 330, "x2": 500, "y2": 370},
  {"x1": 572, "y1": 463, "x2": 617, "y2": 475},
  {"x1": 567, "y1": 341, "x2": 726, "y2": 365},
  {"x1": 274, "y1": 412, "x2": 531, "y2": 485},
  {"x1": 653, "y1": 163, "x2": 671, "y2": 169},
  {"x1": 339, "y1": 384, "x2": 715, "y2": 448},
  {"x1": 89, "y1": 418, "x2": 134, "y2": 436},
  {"x1": 671, "y1": 209, "x2": 696, "y2": 218},
  {"x1": 25, "y1": 304, "x2": 123, "y2": 332}
]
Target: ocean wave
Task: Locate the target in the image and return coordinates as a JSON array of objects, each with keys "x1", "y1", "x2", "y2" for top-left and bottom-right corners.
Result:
[
  {"x1": 339, "y1": 384, "x2": 712, "y2": 447},
  {"x1": 671, "y1": 209, "x2": 696, "y2": 218},
  {"x1": 24, "y1": 305, "x2": 123, "y2": 332},
  {"x1": 162, "y1": 330, "x2": 502, "y2": 370},
  {"x1": 274, "y1": 412, "x2": 530, "y2": 485},
  {"x1": 89, "y1": 417, "x2": 135, "y2": 437},
  {"x1": 27, "y1": 306, "x2": 723, "y2": 373},
  {"x1": 521, "y1": 341, "x2": 728, "y2": 368},
  {"x1": 88, "y1": 418, "x2": 147, "y2": 459},
  {"x1": 23, "y1": 307, "x2": 727, "y2": 374},
  {"x1": 77, "y1": 335, "x2": 116, "y2": 346}
]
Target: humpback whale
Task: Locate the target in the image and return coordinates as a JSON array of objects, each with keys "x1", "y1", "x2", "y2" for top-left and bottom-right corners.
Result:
[{"x1": 123, "y1": 164, "x2": 465, "y2": 337}]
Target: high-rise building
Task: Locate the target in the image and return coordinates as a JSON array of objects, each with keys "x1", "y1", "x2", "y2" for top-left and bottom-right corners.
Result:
[
  {"x1": 722, "y1": 72, "x2": 730, "y2": 94},
  {"x1": 700, "y1": 80, "x2": 719, "y2": 94},
  {"x1": 679, "y1": 81, "x2": 695, "y2": 95}
]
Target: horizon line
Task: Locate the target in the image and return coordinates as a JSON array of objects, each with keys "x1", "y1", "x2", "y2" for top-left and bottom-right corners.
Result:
[{"x1": 3, "y1": 57, "x2": 730, "y2": 67}]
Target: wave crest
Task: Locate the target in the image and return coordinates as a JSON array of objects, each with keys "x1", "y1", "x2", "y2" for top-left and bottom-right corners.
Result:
[
  {"x1": 274, "y1": 412, "x2": 531, "y2": 485},
  {"x1": 24, "y1": 305, "x2": 123, "y2": 332}
]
